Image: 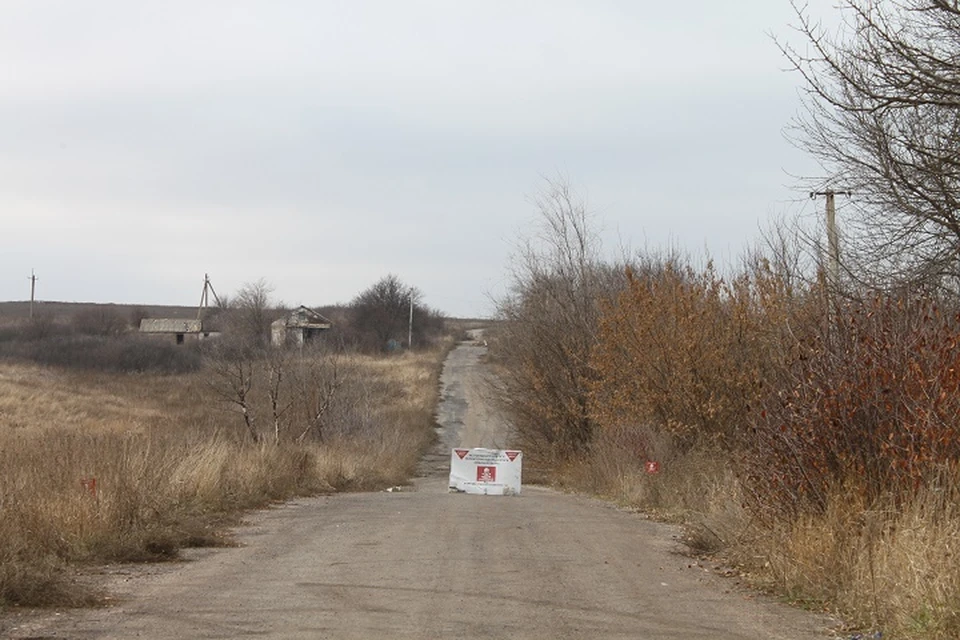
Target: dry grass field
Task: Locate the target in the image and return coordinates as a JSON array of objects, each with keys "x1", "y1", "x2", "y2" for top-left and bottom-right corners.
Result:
[{"x1": 0, "y1": 339, "x2": 450, "y2": 608}]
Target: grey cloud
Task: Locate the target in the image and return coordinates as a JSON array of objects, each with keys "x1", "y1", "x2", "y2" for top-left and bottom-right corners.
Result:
[{"x1": 1, "y1": 1, "x2": 829, "y2": 317}]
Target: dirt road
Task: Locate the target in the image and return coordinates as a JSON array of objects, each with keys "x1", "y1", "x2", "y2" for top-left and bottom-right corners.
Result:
[
  {"x1": 417, "y1": 333, "x2": 510, "y2": 477},
  {"x1": 4, "y1": 336, "x2": 833, "y2": 639}
]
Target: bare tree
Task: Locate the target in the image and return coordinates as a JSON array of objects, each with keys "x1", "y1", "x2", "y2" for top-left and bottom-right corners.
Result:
[
  {"x1": 204, "y1": 343, "x2": 261, "y2": 443},
  {"x1": 233, "y1": 279, "x2": 277, "y2": 345},
  {"x1": 265, "y1": 347, "x2": 293, "y2": 445},
  {"x1": 203, "y1": 322, "x2": 344, "y2": 446},
  {"x1": 496, "y1": 177, "x2": 625, "y2": 456},
  {"x1": 294, "y1": 344, "x2": 342, "y2": 444},
  {"x1": 349, "y1": 275, "x2": 443, "y2": 351},
  {"x1": 201, "y1": 279, "x2": 275, "y2": 442},
  {"x1": 780, "y1": 0, "x2": 960, "y2": 290}
]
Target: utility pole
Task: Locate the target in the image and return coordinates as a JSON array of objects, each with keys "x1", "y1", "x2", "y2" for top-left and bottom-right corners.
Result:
[
  {"x1": 28, "y1": 269, "x2": 38, "y2": 319},
  {"x1": 197, "y1": 273, "x2": 222, "y2": 321},
  {"x1": 810, "y1": 190, "x2": 852, "y2": 292},
  {"x1": 408, "y1": 289, "x2": 414, "y2": 349}
]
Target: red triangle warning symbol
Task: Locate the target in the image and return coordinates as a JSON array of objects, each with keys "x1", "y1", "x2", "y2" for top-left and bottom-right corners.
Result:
[
  {"x1": 455, "y1": 449, "x2": 469, "y2": 459},
  {"x1": 505, "y1": 451, "x2": 520, "y2": 462}
]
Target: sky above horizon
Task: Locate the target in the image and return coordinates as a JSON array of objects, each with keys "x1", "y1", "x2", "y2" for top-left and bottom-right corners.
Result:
[{"x1": 0, "y1": 1, "x2": 835, "y2": 318}]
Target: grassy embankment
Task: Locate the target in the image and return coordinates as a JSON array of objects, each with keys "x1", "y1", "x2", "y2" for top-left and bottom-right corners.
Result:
[{"x1": 0, "y1": 340, "x2": 449, "y2": 608}]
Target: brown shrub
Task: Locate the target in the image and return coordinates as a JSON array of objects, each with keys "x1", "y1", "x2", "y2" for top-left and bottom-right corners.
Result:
[
  {"x1": 588, "y1": 255, "x2": 808, "y2": 449},
  {"x1": 744, "y1": 295, "x2": 960, "y2": 519}
]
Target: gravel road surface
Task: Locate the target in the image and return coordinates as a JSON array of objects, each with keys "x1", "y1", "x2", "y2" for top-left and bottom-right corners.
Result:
[{"x1": 3, "y1": 335, "x2": 834, "y2": 639}]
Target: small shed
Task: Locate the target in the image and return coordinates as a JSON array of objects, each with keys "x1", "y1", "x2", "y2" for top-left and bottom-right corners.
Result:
[
  {"x1": 271, "y1": 306, "x2": 332, "y2": 347},
  {"x1": 139, "y1": 318, "x2": 218, "y2": 344}
]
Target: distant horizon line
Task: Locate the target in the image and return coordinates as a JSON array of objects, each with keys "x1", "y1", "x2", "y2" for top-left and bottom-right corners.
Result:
[{"x1": 0, "y1": 299, "x2": 492, "y2": 322}]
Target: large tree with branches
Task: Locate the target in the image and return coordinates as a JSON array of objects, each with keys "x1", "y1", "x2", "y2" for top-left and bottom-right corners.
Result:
[
  {"x1": 496, "y1": 178, "x2": 625, "y2": 456},
  {"x1": 781, "y1": 0, "x2": 960, "y2": 288},
  {"x1": 349, "y1": 274, "x2": 442, "y2": 351}
]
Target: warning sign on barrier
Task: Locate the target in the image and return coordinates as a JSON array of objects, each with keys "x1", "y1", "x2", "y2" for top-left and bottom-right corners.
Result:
[{"x1": 449, "y1": 448, "x2": 522, "y2": 495}]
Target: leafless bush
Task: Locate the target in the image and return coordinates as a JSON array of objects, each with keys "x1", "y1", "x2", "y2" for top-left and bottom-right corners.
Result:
[
  {"x1": 18, "y1": 314, "x2": 67, "y2": 342},
  {"x1": 0, "y1": 334, "x2": 201, "y2": 374},
  {"x1": 71, "y1": 307, "x2": 128, "y2": 336},
  {"x1": 203, "y1": 339, "x2": 261, "y2": 442},
  {"x1": 129, "y1": 306, "x2": 150, "y2": 329},
  {"x1": 202, "y1": 339, "x2": 353, "y2": 445},
  {"x1": 290, "y1": 344, "x2": 343, "y2": 443}
]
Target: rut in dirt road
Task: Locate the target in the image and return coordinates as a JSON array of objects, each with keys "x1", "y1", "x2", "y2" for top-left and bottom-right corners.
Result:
[
  {"x1": 3, "y1": 336, "x2": 835, "y2": 640},
  {"x1": 417, "y1": 330, "x2": 509, "y2": 478}
]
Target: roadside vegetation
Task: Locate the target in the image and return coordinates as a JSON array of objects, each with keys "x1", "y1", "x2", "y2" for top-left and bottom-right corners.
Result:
[
  {"x1": 493, "y1": 2, "x2": 960, "y2": 635},
  {"x1": 0, "y1": 278, "x2": 451, "y2": 609},
  {"x1": 492, "y1": 179, "x2": 960, "y2": 638}
]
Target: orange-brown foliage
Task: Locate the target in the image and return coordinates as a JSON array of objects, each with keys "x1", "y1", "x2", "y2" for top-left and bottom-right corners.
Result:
[
  {"x1": 589, "y1": 259, "x2": 795, "y2": 449},
  {"x1": 744, "y1": 296, "x2": 960, "y2": 518}
]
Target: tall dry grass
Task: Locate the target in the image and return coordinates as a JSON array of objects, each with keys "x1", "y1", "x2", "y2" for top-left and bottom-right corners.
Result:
[
  {"x1": 0, "y1": 339, "x2": 448, "y2": 608},
  {"x1": 748, "y1": 479, "x2": 960, "y2": 637},
  {"x1": 552, "y1": 425, "x2": 745, "y2": 554}
]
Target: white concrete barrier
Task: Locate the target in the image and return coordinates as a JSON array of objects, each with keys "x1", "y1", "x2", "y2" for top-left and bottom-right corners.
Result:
[{"x1": 449, "y1": 448, "x2": 522, "y2": 495}]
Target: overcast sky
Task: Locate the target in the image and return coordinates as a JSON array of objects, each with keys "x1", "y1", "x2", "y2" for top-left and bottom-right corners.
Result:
[{"x1": 0, "y1": 1, "x2": 835, "y2": 318}]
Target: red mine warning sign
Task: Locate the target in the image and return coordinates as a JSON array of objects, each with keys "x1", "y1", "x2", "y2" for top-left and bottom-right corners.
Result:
[
  {"x1": 505, "y1": 451, "x2": 520, "y2": 462},
  {"x1": 455, "y1": 449, "x2": 469, "y2": 459},
  {"x1": 476, "y1": 466, "x2": 497, "y2": 483}
]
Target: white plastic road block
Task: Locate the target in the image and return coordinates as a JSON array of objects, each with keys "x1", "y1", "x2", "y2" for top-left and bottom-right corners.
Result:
[{"x1": 449, "y1": 448, "x2": 522, "y2": 495}]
